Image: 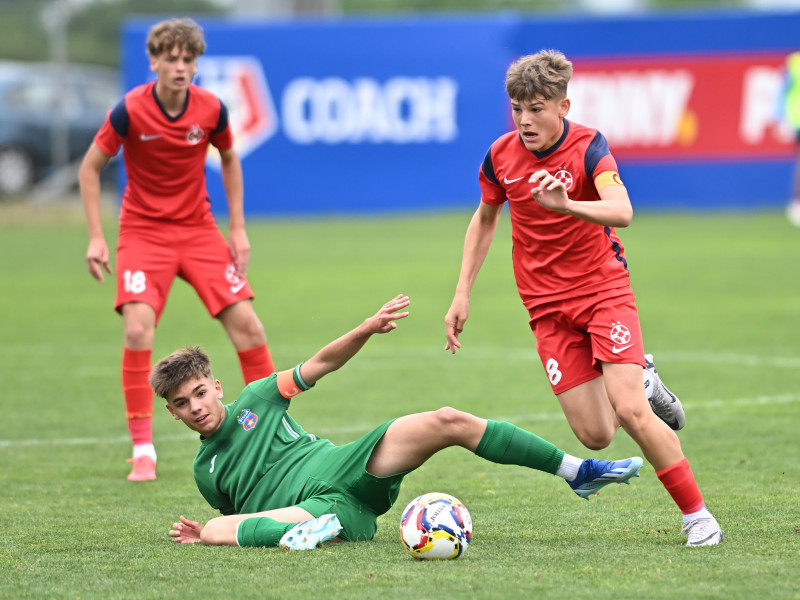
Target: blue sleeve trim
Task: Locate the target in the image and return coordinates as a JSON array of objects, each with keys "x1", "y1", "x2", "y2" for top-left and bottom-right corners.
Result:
[
  {"x1": 108, "y1": 99, "x2": 129, "y2": 138},
  {"x1": 481, "y1": 147, "x2": 499, "y2": 184},
  {"x1": 584, "y1": 131, "x2": 610, "y2": 179},
  {"x1": 214, "y1": 99, "x2": 229, "y2": 135}
]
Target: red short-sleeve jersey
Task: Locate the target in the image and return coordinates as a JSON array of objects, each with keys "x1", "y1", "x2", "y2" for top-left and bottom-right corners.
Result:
[
  {"x1": 479, "y1": 119, "x2": 630, "y2": 309},
  {"x1": 95, "y1": 82, "x2": 234, "y2": 226}
]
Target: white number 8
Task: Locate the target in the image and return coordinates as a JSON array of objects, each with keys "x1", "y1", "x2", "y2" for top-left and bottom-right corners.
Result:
[{"x1": 545, "y1": 358, "x2": 562, "y2": 386}]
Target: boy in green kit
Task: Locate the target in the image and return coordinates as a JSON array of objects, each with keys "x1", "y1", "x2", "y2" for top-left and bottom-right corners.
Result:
[{"x1": 154, "y1": 295, "x2": 641, "y2": 550}]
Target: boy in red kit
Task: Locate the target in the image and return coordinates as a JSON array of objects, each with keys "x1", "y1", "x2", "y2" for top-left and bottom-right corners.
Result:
[
  {"x1": 444, "y1": 50, "x2": 722, "y2": 546},
  {"x1": 79, "y1": 18, "x2": 275, "y2": 482}
]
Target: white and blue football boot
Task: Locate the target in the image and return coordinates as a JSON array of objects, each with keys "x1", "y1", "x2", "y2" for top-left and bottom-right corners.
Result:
[
  {"x1": 568, "y1": 456, "x2": 644, "y2": 500},
  {"x1": 280, "y1": 514, "x2": 342, "y2": 550}
]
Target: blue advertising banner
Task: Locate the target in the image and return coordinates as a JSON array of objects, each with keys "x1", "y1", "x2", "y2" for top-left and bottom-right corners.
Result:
[
  {"x1": 123, "y1": 16, "x2": 516, "y2": 216},
  {"x1": 122, "y1": 11, "x2": 800, "y2": 215}
]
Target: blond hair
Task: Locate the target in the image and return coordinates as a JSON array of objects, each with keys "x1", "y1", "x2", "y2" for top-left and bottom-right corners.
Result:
[{"x1": 505, "y1": 50, "x2": 573, "y2": 101}]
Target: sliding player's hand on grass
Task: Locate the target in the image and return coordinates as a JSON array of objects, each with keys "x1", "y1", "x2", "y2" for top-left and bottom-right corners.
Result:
[{"x1": 169, "y1": 515, "x2": 204, "y2": 543}]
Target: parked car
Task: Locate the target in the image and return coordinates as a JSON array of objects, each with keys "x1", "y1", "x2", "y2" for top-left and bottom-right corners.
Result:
[{"x1": 0, "y1": 61, "x2": 119, "y2": 196}]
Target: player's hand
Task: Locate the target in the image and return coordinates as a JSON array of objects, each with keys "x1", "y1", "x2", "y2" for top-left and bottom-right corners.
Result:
[
  {"x1": 530, "y1": 169, "x2": 570, "y2": 213},
  {"x1": 168, "y1": 515, "x2": 204, "y2": 543},
  {"x1": 86, "y1": 238, "x2": 112, "y2": 282},
  {"x1": 227, "y1": 227, "x2": 251, "y2": 277},
  {"x1": 365, "y1": 294, "x2": 410, "y2": 334},
  {"x1": 444, "y1": 296, "x2": 469, "y2": 354}
]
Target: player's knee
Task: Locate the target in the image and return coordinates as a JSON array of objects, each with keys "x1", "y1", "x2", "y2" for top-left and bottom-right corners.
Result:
[
  {"x1": 572, "y1": 427, "x2": 614, "y2": 451},
  {"x1": 613, "y1": 402, "x2": 651, "y2": 433},
  {"x1": 220, "y1": 303, "x2": 266, "y2": 346},
  {"x1": 431, "y1": 407, "x2": 474, "y2": 436},
  {"x1": 242, "y1": 318, "x2": 266, "y2": 345},
  {"x1": 123, "y1": 322, "x2": 153, "y2": 348}
]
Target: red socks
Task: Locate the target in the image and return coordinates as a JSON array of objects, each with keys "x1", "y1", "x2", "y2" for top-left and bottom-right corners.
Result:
[
  {"x1": 656, "y1": 457, "x2": 705, "y2": 515},
  {"x1": 237, "y1": 343, "x2": 275, "y2": 384},
  {"x1": 122, "y1": 347, "x2": 153, "y2": 446}
]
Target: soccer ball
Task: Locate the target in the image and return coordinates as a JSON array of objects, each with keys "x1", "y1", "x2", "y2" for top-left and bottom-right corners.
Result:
[{"x1": 399, "y1": 492, "x2": 472, "y2": 560}]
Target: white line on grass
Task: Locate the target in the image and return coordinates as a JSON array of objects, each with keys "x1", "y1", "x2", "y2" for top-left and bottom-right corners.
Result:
[{"x1": 2, "y1": 392, "x2": 798, "y2": 450}]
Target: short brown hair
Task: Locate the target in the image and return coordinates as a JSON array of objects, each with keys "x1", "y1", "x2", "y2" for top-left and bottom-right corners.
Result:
[
  {"x1": 146, "y1": 18, "x2": 206, "y2": 59},
  {"x1": 505, "y1": 50, "x2": 573, "y2": 102},
  {"x1": 150, "y1": 346, "x2": 213, "y2": 400}
]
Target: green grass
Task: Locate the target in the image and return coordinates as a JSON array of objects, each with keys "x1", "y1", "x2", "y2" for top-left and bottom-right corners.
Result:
[{"x1": 1, "y1": 201, "x2": 799, "y2": 599}]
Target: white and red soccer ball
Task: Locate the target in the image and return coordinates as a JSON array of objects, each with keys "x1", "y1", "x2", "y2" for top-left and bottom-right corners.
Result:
[{"x1": 400, "y1": 492, "x2": 472, "y2": 560}]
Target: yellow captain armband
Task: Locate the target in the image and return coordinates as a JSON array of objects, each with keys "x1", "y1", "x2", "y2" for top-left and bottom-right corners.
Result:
[{"x1": 594, "y1": 170, "x2": 624, "y2": 191}]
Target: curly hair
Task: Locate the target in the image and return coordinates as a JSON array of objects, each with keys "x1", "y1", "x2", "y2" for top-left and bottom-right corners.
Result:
[
  {"x1": 505, "y1": 50, "x2": 573, "y2": 101},
  {"x1": 146, "y1": 18, "x2": 206, "y2": 59}
]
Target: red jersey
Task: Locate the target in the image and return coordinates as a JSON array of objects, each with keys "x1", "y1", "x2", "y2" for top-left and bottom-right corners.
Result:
[
  {"x1": 479, "y1": 119, "x2": 630, "y2": 309},
  {"x1": 94, "y1": 82, "x2": 234, "y2": 226}
]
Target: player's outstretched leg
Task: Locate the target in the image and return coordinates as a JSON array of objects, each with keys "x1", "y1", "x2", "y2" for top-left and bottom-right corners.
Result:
[
  {"x1": 568, "y1": 456, "x2": 643, "y2": 499},
  {"x1": 279, "y1": 514, "x2": 342, "y2": 550},
  {"x1": 682, "y1": 515, "x2": 724, "y2": 546},
  {"x1": 644, "y1": 354, "x2": 686, "y2": 430}
]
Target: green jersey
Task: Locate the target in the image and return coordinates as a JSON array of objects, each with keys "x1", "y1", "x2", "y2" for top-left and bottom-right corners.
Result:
[{"x1": 193, "y1": 365, "x2": 334, "y2": 515}]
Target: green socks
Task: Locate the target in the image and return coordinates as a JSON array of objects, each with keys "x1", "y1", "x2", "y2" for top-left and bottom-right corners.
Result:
[
  {"x1": 237, "y1": 516, "x2": 294, "y2": 547},
  {"x1": 474, "y1": 420, "x2": 564, "y2": 475}
]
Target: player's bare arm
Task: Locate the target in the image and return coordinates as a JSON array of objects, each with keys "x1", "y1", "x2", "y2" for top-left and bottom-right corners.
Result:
[
  {"x1": 220, "y1": 147, "x2": 249, "y2": 275},
  {"x1": 445, "y1": 201, "x2": 502, "y2": 354},
  {"x1": 79, "y1": 143, "x2": 113, "y2": 282},
  {"x1": 529, "y1": 169, "x2": 633, "y2": 227},
  {"x1": 298, "y1": 295, "x2": 410, "y2": 386}
]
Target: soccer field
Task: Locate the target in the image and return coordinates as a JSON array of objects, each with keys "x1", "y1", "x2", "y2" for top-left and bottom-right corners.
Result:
[{"x1": 1, "y1": 203, "x2": 798, "y2": 599}]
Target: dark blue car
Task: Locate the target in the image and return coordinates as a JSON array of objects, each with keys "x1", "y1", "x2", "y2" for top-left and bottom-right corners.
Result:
[{"x1": 0, "y1": 61, "x2": 119, "y2": 196}]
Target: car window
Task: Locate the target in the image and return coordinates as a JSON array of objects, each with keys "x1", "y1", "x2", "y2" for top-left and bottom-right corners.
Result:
[
  {"x1": 83, "y1": 78, "x2": 118, "y2": 114},
  {"x1": 6, "y1": 77, "x2": 82, "y2": 117}
]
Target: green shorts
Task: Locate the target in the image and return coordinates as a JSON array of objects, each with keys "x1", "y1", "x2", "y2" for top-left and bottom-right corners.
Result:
[{"x1": 297, "y1": 419, "x2": 409, "y2": 542}]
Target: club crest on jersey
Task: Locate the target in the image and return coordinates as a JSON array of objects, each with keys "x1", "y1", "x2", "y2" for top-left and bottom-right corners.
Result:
[
  {"x1": 237, "y1": 409, "x2": 259, "y2": 431},
  {"x1": 554, "y1": 168, "x2": 574, "y2": 191},
  {"x1": 186, "y1": 124, "x2": 205, "y2": 144},
  {"x1": 609, "y1": 321, "x2": 631, "y2": 345}
]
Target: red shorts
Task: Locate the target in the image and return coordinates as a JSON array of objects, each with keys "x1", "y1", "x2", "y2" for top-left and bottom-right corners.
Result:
[
  {"x1": 115, "y1": 220, "x2": 254, "y2": 322},
  {"x1": 528, "y1": 288, "x2": 645, "y2": 395}
]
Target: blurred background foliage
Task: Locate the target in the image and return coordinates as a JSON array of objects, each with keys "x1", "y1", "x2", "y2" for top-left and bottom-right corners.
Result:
[{"x1": 0, "y1": 0, "x2": 755, "y2": 69}]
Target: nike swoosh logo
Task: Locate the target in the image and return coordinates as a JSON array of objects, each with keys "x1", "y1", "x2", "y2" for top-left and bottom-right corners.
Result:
[
  {"x1": 612, "y1": 344, "x2": 634, "y2": 354},
  {"x1": 139, "y1": 133, "x2": 162, "y2": 141},
  {"x1": 210, "y1": 454, "x2": 217, "y2": 473},
  {"x1": 230, "y1": 281, "x2": 247, "y2": 294},
  {"x1": 504, "y1": 175, "x2": 525, "y2": 184}
]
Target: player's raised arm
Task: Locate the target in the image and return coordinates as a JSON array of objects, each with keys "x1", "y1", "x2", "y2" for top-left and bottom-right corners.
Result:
[{"x1": 298, "y1": 294, "x2": 410, "y2": 386}]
